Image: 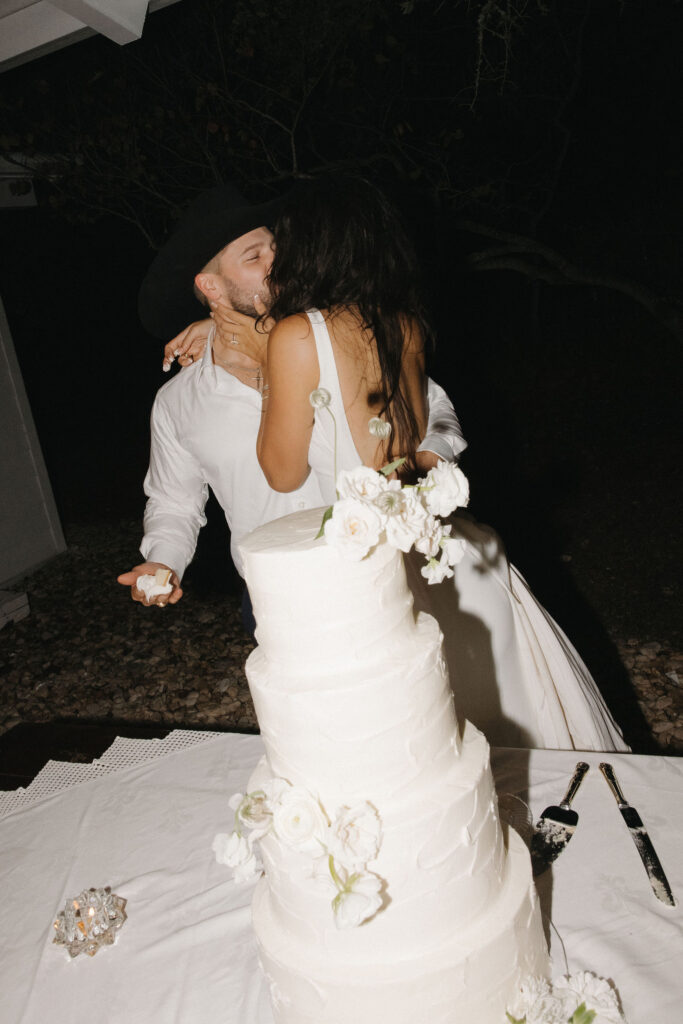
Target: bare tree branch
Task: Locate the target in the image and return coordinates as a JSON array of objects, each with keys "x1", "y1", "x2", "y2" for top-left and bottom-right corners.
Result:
[{"x1": 457, "y1": 219, "x2": 682, "y2": 338}]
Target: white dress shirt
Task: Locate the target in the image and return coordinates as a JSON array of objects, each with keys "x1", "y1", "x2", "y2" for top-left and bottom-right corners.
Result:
[{"x1": 141, "y1": 332, "x2": 467, "y2": 579}]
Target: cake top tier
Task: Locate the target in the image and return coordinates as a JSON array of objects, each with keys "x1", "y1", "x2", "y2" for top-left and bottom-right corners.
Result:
[
  {"x1": 240, "y1": 507, "x2": 414, "y2": 666},
  {"x1": 240, "y1": 507, "x2": 334, "y2": 559}
]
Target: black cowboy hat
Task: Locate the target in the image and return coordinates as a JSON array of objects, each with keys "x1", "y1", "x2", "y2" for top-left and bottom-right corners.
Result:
[{"x1": 138, "y1": 183, "x2": 281, "y2": 338}]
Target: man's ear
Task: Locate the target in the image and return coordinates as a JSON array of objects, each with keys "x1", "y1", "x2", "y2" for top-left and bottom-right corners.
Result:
[{"x1": 194, "y1": 272, "x2": 223, "y2": 300}]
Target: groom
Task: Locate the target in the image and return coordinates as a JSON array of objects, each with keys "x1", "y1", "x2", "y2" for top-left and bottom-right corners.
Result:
[{"x1": 119, "y1": 185, "x2": 466, "y2": 614}]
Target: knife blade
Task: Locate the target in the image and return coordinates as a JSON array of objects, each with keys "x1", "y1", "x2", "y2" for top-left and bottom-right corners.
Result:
[
  {"x1": 599, "y1": 762, "x2": 677, "y2": 907},
  {"x1": 530, "y1": 761, "x2": 589, "y2": 876}
]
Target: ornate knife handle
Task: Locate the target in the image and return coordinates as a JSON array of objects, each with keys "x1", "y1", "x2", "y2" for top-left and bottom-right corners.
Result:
[
  {"x1": 561, "y1": 761, "x2": 590, "y2": 807},
  {"x1": 599, "y1": 762, "x2": 628, "y2": 807}
]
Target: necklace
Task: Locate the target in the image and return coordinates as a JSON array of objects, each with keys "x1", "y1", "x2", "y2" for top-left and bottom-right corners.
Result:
[{"x1": 217, "y1": 361, "x2": 262, "y2": 384}]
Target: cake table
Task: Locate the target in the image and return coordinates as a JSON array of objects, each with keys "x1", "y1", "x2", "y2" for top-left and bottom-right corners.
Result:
[{"x1": 0, "y1": 731, "x2": 681, "y2": 1023}]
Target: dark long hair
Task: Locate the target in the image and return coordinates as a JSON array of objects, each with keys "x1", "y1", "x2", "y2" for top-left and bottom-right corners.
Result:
[{"x1": 266, "y1": 175, "x2": 431, "y2": 466}]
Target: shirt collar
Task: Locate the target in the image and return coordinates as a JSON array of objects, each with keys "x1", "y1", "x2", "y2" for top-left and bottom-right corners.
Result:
[
  {"x1": 197, "y1": 322, "x2": 218, "y2": 387},
  {"x1": 197, "y1": 322, "x2": 261, "y2": 400}
]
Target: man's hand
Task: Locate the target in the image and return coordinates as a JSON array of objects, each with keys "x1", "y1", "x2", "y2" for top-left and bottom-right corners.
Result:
[
  {"x1": 414, "y1": 450, "x2": 444, "y2": 476},
  {"x1": 117, "y1": 562, "x2": 183, "y2": 607},
  {"x1": 163, "y1": 320, "x2": 212, "y2": 372}
]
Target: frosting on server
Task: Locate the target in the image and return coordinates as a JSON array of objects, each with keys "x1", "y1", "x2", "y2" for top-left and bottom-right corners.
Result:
[{"x1": 240, "y1": 507, "x2": 548, "y2": 1022}]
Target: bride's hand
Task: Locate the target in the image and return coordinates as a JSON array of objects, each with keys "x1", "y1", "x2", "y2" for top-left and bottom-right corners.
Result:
[
  {"x1": 162, "y1": 319, "x2": 212, "y2": 371},
  {"x1": 210, "y1": 296, "x2": 271, "y2": 367}
]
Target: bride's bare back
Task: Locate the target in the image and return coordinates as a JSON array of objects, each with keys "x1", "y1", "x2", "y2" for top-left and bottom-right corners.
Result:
[
  {"x1": 321, "y1": 307, "x2": 427, "y2": 470},
  {"x1": 256, "y1": 307, "x2": 427, "y2": 492}
]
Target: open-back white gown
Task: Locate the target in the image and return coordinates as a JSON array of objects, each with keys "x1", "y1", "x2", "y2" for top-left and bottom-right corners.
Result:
[{"x1": 305, "y1": 309, "x2": 629, "y2": 751}]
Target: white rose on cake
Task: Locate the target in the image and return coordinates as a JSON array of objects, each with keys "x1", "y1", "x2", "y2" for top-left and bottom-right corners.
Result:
[
  {"x1": 212, "y1": 831, "x2": 261, "y2": 882},
  {"x1": 327, "y1": 802, "x2": 382, "y2": 871},
  {"x1": 507, "y1": 972, "x2": 626, "y2": 1024},
  {"x1": 272, "y1": 786, "x2": 329, "y2": 856},
  {"x1": 336, "y1": 465, "x2": 389, "y2": 502},
  {"x1": 420, "y1": 462, "x2": 470, "y2": 517},
  {"x1": 383, "y1": 488, "x2": 430, "y2": 552},
  {"x1": 421, "y1": 549, "x2": 455, "y2": 585},
  {"x1": 332, "y1": 871, "x2": 383, "y2": 929},
  {"x1": 373, "y1": 482, "x2": 404, "y2": 517},
  {"x1": 324, "y1": 497, "x2": 383, "y2": 560},
  {"x1": 413, "y1": 514, "x2": 445, "y2": 560},
  {"x1": 262, "y1": 775, "x2": 292, "y2": 806},
  {"x1": 507, "y1": 976, "x2": 566, "y2": 1024},
  {"x1": 229, "y1": 789, "x2": 273, "y2": 840},
  {"x1": 310, "y1": 853, "x2": 339, "y2": 895},
  {"x1": 554, "y1": 972, "x2": 625, "y2": 1023},
  {"x1": 439, "y1": 525, "x2": 467, "y2": 567}
]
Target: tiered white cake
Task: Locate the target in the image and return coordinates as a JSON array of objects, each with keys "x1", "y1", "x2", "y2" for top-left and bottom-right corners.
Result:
[{"x1": 240, "y1": 507, "x2": 548, "y2": 1023}]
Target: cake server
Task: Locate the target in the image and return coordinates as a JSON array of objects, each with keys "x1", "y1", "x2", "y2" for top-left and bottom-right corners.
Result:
[
  {"x1": 599, "y1": 762, "x2": 676, "y2": 907},
  {"x1": 530, "y1": 761, "x2": 589, "y2": 876}
]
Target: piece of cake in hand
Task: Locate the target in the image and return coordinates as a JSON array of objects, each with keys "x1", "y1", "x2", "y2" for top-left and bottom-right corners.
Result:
[
  {"x1": 135, "y1": 567, "x2": 173, "y2": 602},
  {"x1": 231, "y1": 505, "x2": 548, "y2": 1024}
]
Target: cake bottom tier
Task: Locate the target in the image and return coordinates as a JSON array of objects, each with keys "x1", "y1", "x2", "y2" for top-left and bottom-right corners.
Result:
[{"x1": 253, "y1": 828, "x2": 548, "y2": 1024}]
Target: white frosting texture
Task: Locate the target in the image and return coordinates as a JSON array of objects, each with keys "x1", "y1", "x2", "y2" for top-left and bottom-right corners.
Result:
[
  {"x1": 240, "y1": 507, "x2": 548, "y2": 1022},
  {"x1": 136, "y1": 569, "x2": 173, "y2": 600}
]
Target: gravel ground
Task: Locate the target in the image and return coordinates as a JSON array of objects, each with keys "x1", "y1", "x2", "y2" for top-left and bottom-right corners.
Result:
[{"x1": 1, "y1": 519, "x2": 681, "y2": 756}]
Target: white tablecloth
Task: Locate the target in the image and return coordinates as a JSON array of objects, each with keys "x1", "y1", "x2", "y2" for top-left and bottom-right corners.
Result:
[{"x1": 1, "y1": 734, "x2": 681, "y2": 1023}]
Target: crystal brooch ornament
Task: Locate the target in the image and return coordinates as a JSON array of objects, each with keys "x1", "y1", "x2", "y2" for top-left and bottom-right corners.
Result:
[{"x1": 53, "y1": 886, "x2": 127, "y2": 958}]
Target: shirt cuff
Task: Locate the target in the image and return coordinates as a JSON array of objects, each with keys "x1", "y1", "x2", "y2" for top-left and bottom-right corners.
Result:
[
  {"x1": 139, "y1": 539, "x2": 192, "y2": 582},
  {"x1": 417, "y1": 434, "x2": 467, "y2": 463}
]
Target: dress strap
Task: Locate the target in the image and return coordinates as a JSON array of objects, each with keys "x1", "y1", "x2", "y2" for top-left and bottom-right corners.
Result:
[
  {"x1": 305, "y1": 308, "x2": 338, "y2": 393},
  {"x1": 304, "y1": 308, "x2": 364, "y2": 482}
]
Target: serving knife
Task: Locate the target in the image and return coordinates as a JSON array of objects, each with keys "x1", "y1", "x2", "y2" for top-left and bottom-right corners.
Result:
[
  {"x1": 599, "y1": 762, "x2": 677, "y2": 907},
  {"x1": 530, "y1": 761, "x2": 589, "y2": 876}
]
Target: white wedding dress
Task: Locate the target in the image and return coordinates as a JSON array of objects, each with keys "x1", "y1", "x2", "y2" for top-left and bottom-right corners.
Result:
[{"x1": 305, "y1": 309, "x2": 629, "y2": 751}]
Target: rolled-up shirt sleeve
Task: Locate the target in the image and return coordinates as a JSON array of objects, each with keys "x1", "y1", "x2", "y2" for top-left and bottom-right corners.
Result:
[
  {"x1": 140, "y1": 395, "x2": 208, "y2": 580},
  {"x1": 419, "y1": 377, "x2": 467, "y2": 463}
]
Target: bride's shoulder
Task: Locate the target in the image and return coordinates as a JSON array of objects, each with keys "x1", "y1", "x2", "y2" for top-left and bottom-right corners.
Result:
[
  {"x1": 270, "y1": 312, "x2": 314, "y2": 344},
  {"x1": 268, "y1": 314, "x2": 317, "y2": 375}
]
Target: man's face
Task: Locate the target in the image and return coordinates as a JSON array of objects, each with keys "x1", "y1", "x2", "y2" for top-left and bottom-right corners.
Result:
[{"x1": 214, "y1": 226, "x2": 274, "y2": 316}]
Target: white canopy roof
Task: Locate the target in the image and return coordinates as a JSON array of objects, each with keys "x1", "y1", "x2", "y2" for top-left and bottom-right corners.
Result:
[{"x1": 0, "y1": 0, "x2": 182, "y2": 72}]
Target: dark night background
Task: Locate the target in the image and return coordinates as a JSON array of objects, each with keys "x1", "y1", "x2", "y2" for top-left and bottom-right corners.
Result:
[{"x1": 0, "y1": 0, "x2": 681, "y2": 731}]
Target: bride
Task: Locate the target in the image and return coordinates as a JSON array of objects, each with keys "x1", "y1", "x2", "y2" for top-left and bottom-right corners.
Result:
[{"x1": 186, "y1": 175, "x2": 628, "y2": 753}]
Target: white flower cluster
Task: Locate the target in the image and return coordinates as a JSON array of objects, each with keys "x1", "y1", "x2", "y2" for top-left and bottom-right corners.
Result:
[
  {"x1": 323, "y1": 461, "x2": 470, "y2": 583},
  {"x1": 507, "y1": 971, "x2": 626, "y2": 1024},
  {"x1": 213, "y1": 777, "x2": 384, "y2": 930}
]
